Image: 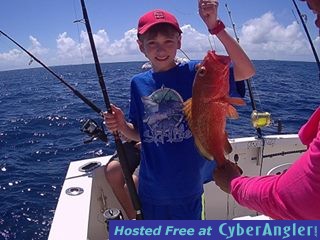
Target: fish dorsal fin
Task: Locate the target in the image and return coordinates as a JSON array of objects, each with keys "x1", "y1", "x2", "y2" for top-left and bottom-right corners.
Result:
[
  {"x1": 194, "y1": 137, "x2": 213, "y2": 160},
  {"x1": 183, "y1": 98, "x2": 193, "y2": 125}
]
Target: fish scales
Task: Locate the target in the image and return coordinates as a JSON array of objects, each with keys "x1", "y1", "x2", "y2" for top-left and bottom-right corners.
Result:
[{"x1": 184, "y1": 51, "x2": 245, "y2": 166}]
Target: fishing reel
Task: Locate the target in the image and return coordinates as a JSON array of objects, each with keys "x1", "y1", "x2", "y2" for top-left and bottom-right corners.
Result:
[
  {"x1": 81, "y1": 119, "x2": 108, "y2": 143},
  {"x1": 251, "y1": 110, "x2": 271, "y2": 129},
  {"x1": 251, "y1": 110, "x2": 283, "y2": 134},
  {"x1": 103, "y1": 208, "x2": 124, "y2": 232}
]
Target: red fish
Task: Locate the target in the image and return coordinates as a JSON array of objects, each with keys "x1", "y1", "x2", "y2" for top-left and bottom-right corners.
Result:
[{"x1": 184, "y1": 51, "x2": 245, "y2": 167}]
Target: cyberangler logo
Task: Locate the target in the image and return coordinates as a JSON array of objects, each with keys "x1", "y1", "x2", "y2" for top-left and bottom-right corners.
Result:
[{"x1": 219, "y1": 222, "x2": 318, "y2": 239}]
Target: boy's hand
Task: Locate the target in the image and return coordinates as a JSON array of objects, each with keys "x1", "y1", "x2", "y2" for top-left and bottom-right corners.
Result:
[
  {"x1": 198, "y1": 0, "x2": 219, "y2": 30},
  {"x1": 103, "y1": 104, "x2": 126, "y2": 133}
]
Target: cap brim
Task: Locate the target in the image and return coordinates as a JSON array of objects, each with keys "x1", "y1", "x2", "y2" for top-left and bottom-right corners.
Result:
[{"x1": 138, "y1": 21, "x2": 182, "y2": 35}]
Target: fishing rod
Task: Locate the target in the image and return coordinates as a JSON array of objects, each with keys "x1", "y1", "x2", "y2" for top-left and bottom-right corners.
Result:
[
  {"x1": 224, "y1": 4, "x2": 271, "y2": 138},
  {"x1": 79, "y1": 0, "x2": 143, "y2": 220},
  {"x1": 0, "y1": 30, "x2": 102, "y2": 115},
  {"x1": 0, "y1": 30, "x2": 109, "y2": 143},
  {"x1": 292, "y1": 0, "x2": 320, "y2": 79}
]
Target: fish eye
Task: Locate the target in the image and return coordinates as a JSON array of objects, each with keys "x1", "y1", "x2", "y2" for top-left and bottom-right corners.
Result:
[{"x1": 198, "y1": 66, "x2": 206, "y2": 77}]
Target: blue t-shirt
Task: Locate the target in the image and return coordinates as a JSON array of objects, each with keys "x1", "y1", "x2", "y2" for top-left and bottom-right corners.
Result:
[{"x1": 129, "y1": 61, "x2": 241, "y2": 205}]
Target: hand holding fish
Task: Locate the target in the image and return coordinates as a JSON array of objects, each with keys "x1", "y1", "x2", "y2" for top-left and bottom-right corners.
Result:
[
  {"x1": 214, "y1": 160, "x2": 242, "y2": 193},
  {"x1": 198, "y1": 0, "x2": 218, "y2": 30}
]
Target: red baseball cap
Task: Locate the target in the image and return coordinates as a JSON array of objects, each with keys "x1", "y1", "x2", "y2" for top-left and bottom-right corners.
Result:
[{"x1": 137, "y1": 9, "x2": 182, "y2": 35}]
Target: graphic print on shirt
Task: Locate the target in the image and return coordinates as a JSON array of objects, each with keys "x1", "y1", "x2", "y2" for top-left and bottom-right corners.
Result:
[{"x1": 142, "y1": 86, "x2": 192, "y2": 145}]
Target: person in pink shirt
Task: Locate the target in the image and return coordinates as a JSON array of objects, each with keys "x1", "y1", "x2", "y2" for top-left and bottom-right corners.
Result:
[
  {"x1": 214, "y1": 0, "x2": 320, "y2": 220},
  {"x1": 215, "y1": 107, "x2": 320, "y2": 219}
]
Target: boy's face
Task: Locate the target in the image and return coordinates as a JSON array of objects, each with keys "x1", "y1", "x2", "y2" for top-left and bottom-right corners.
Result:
[{"x1": 137, "y1": 32, "x2": 181, "y2": 72}]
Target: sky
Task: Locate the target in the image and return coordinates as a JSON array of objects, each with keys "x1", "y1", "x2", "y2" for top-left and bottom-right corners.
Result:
[{"x1": 0, "y1": 0, "x2": 319, "y2": 71}]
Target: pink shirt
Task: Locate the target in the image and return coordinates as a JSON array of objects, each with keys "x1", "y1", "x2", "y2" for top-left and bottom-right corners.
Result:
[{"x1": 231, "y1": 107, "x2": 320, "y2": 219}]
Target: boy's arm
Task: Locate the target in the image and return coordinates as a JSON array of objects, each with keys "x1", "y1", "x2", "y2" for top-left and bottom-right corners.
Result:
[
  {"x1": 198, "y1": 0, "x2": 255, "y2": 81},
  {"x1": 103, "y1": 104, "x2": 141, "y2": 142},
  {"x1": 119, "y1": 121, "x2": 141, "y2": 142},
  {"x1": 216, "y1": 31, "x2": 255, "y2": 81}
]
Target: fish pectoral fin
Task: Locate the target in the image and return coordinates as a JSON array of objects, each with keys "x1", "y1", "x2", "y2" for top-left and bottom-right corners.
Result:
[
  {"x1": 194, "y1": 137, "x2": 213, "y2": 160},
  {"x1": 224, "y1": 131, "x2": 233, "y2": 154},
  {"x1": 228, "y1": 97, "x2": 246, "y2": 106},
  {"x1": 183, "y1": 98, "x2": 193, "y2": 124},
  {"x1": 226, "y1": 105, "x2": 239, "y2": 119}
]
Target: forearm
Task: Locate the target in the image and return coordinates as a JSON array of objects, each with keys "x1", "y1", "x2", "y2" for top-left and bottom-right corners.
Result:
[
  {"x1": 119, "y1": 122, "x2": 141, "y2": 142},
  {"x1": 231, "y1": 175, "x2": 286, "y2": 219},
  {"x1": 216, "y1": 29, "x2": 255, "y2": 81},
  {"x1": 231, "y1": 142, "x2": 320, "y2": 220},
  {"x1": 230, "y1": 108, "x2": 320, "y2": 219}
]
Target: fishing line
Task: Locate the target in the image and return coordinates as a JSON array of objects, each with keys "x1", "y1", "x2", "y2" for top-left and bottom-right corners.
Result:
[
  {"x1": 178, "y1": 48, "x2": 191, "y2": 61},
  {"x1": 208, "y1": 34, "x2": 216, "y2": 52}
]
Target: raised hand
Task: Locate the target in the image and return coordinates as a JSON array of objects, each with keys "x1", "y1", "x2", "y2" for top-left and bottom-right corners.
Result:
[{"x1": 198, "y1": 0, "x2": 218, "y2": 30}]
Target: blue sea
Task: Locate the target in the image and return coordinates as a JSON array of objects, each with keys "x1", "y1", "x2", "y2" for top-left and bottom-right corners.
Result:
[{"x1": 0, "y1": 60, "x2": 319, "y2": 239}]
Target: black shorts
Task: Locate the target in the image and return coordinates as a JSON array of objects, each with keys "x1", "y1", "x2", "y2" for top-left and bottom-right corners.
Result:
[{"x1": 107, "y1": 141, "x2": 140, "y2": 176}]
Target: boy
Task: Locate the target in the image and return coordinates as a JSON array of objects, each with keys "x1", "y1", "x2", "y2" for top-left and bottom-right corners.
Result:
[{"x1": 104, "y1": 0, "x2": 255, "y2": 219}]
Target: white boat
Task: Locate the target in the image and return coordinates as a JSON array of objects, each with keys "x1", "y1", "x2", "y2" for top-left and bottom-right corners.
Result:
[
  {"x1": 48, "y1": 133, "x2": 306, "y2": 239},
  {"x1": 47, "y1": 1, "x2": 312, "y2": 238}
]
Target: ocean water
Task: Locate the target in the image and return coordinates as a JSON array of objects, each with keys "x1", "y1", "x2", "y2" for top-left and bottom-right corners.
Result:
[{"x1": 0, "y1": 60, "x2": 319, "y2": 239}]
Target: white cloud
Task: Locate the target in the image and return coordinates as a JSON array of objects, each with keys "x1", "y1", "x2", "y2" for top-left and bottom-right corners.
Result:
[
  {"x1": 108, "y1": 28, "x2": 138, "y2": 56},
  {"x1": 0, "y1": 12, "x2": 319, "y2": 71},
  {"x1": 0, "y1": 48, "x2": 23, "y2": 61},
  {"x1": 0, "y1": 35, "x2": 48, "y2": 70},
  {"x1": 238, "y1": 12, "x2": 317, "y2": 61},
  {"x1": 29, "y1": 35, "x2": 48, "y2": 55},
  {"x1": 56, "y1": 32, "x2": 80, "y2": 58}
]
